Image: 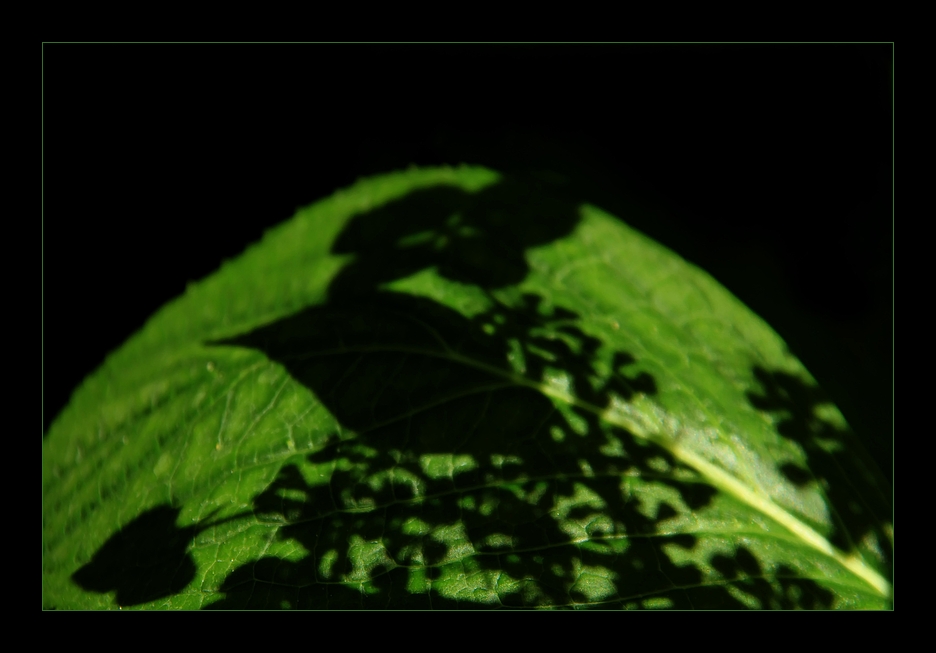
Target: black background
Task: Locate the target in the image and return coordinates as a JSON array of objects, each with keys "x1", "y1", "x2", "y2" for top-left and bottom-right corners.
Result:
[{"x1": 43, "y1": 43, "x2": 892, "y2": 480}]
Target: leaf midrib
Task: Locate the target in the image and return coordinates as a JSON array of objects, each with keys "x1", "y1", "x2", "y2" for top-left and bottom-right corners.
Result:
[{"x1": 279, "y1": 342, "x2": 892, "y2": 600}]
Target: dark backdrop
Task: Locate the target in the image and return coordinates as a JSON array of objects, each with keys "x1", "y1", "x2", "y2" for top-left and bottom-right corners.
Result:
[{"x1": 43, "y1": 43, "x2": 892, "y2": 480}]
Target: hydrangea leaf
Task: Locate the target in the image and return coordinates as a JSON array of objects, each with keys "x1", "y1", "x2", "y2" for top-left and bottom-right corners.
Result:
[{"x1": 43, "y1": 165, "x2": 892, "y2": 609}]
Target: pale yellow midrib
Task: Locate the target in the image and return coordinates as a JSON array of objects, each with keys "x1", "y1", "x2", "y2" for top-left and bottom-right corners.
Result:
[
  {"x1": 293, "y1": 343, "x2": 892, "y2": 601},
  {"x1": 459, "y1": 353, "x2": 893, "y2": 601}
]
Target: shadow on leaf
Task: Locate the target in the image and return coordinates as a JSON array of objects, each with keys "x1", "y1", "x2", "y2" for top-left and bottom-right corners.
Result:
[
  {"x1": 746, "y1": 366, "x2": 892, "y2": 582},
  {"x1": 197, "y1": 173, "x2": 842, "y2": 608},
  {"x1": 71, "y1": 504, "x2": 248, "y2": 608},
  {"x1": 71, "y1": 171, "x2": 846, "y2": 609}
]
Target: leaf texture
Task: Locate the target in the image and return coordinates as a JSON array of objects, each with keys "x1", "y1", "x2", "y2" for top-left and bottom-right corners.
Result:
[{"x1": 42, "y1": 166, "x2": 892, "y2": 609}]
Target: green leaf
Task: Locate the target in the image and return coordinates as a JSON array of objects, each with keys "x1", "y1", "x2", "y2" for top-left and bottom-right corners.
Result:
[{"x1": 43, "y1": 165, "x2": 892, "y2": 609}]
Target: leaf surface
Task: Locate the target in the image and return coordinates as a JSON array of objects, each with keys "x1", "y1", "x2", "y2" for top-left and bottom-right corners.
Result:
[{"x1": 43, "y1": 166, "x2": 892, "y2": 609}]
